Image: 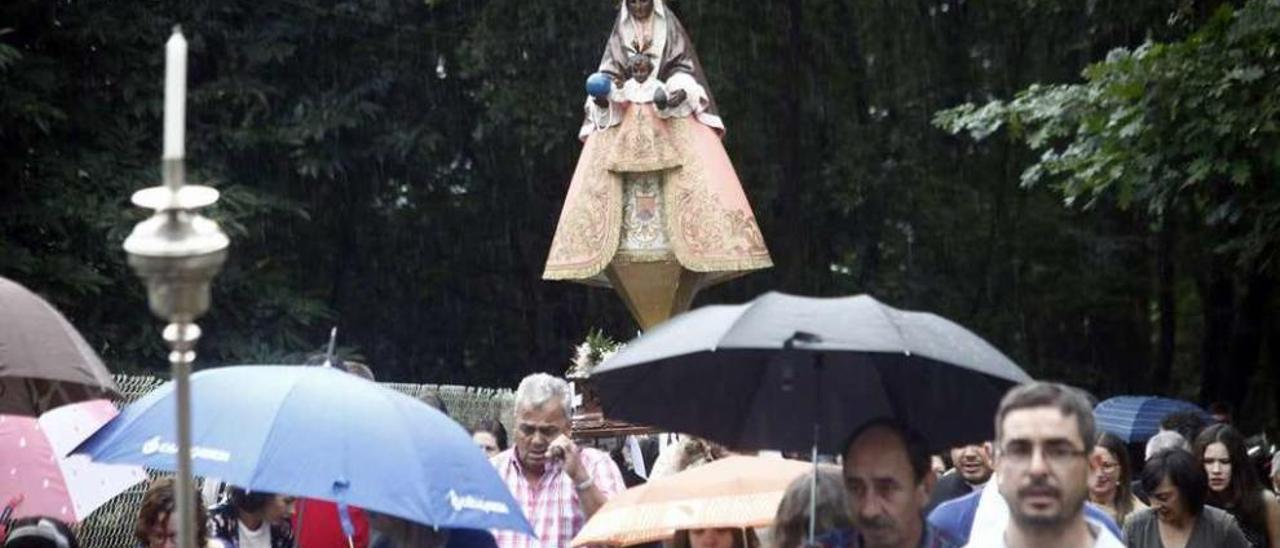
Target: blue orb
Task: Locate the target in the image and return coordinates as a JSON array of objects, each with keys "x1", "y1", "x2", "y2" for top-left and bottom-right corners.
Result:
[{"x1": 585, "y1": 72, "x2": 613, "y2": 99}]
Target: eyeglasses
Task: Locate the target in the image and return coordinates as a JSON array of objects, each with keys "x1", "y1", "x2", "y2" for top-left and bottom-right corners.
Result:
[
  {"x1": 998, "y1": 441, "x2": 1087, "y2": 466},
  {"x1": 517, "y1": 423, "x2": 562, "y2": 439}
]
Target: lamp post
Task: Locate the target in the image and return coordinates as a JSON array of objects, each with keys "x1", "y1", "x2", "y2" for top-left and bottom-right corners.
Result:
[{"x1": 123, "y1": 26, "x2": 227, "y2": 548}]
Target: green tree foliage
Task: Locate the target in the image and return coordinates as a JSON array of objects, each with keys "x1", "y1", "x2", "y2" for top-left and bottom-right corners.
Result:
[{"x1": 936, "y1": 0, "x2": 1279, "y2": 410}]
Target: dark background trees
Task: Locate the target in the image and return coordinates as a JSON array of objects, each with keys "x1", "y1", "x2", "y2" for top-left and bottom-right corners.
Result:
[{"x1": 2, "y1": 0, "x2": 1274, "y2": 430}]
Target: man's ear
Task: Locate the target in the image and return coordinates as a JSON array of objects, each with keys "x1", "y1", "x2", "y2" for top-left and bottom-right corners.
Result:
[{"x1": 915, "y1": 468, "x2": 937, "y2": 508}]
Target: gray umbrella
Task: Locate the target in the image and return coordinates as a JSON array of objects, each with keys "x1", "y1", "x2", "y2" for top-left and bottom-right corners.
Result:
[
  {"x1": 0, "y1": 276, "x2": 119, "y2": 415},
  {"x1": 592, "y1": 291, "x2": 1032, "y2": 454}
]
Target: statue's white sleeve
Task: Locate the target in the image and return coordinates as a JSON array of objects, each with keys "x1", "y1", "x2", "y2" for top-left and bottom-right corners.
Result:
[
  {"x1": 660, "y1": 72, "x2": 708, "y2": 119},
  {"x1": 579, "y1": 93, "x2": 626, "y2": 140}
]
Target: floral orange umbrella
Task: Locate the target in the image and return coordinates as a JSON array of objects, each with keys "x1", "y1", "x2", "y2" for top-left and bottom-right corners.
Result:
[{"x1": 571, "y1": 455, "x2": 819, "y2": 547}]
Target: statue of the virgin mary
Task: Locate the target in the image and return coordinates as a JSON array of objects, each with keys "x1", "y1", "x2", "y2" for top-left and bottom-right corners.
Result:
[{"x1": 543, "y1": 0, "x2": 772, "y2": 329}]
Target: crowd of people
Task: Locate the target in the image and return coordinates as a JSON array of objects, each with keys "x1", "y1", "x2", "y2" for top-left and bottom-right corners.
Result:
[{"x1": 3, "y1": 365, "x2": 1277, "y2": 548}]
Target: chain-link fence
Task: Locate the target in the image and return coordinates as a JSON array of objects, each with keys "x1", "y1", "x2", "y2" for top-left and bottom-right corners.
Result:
[{"x1": 72, "y1": 373, "x2": 514, "y2": 548}]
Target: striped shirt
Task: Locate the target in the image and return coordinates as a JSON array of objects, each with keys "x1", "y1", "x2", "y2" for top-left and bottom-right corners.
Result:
[{"x1": 492, "y1": 447, "x2": 625, "y2": 547}]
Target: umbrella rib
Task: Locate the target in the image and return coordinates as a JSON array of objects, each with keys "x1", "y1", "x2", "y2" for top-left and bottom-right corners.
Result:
[
  {"x1": 734, "y1": 351, "x2": 791, "y2": 447},
  {"x1": 869, "y1": 300, "x2": 911, "y2": 353},
  {"x1": 712, "y1": 304, "x2": 757, "y2": 351},
  {"x1": 245, "y1": 374, "x2": 308, "y2": 489}
]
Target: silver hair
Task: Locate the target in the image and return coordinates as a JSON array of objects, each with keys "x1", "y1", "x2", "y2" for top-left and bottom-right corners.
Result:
[
  {"x1": 514, "y1": 373, "x2": 571, "y2": 419},
  {"x1": 1145, "y1": 430, "x2": 1189, "y2": 461}
]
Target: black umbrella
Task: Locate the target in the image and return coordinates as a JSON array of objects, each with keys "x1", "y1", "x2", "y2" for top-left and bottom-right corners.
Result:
[{"x1": 592, "y1": 292, "x2": 1032, "y2": 455}]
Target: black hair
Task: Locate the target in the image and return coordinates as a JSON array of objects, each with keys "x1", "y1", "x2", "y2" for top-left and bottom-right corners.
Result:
[
  {"x1": 626, "y1": 53, "x2": 654, "y2": 76},
  {"x1": 843, "y1": 418, "x2": 931, "y2": 484},
  {"x1": 1160, "y1": 411, "x2": 1207, "y2": 444},
  {"x1": 4, "y1": 517, "x2": 80, "y2": 548},
  {"x1": 1207, "y1": 401, "x2": 1234, "y2": 420},
  {"x1": 995, "y1": 382, "x2": 1097, "y2": 453},
  {"x1": 229, "y1": 487, "x2": 280, "y2": 514},
  {"x1": 1195, "y1": 423, "x2": 1268, "y2": 536},
  {"x1": 470, "y1": 417, "x2": 508, "y2": 450},
  {"x1": 1141, "y1": 449, "x2": 1207, "y2": 516}
]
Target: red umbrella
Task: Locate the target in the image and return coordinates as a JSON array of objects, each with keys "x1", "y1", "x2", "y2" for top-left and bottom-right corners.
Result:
[{"x1": 0, "y1": 277, "x2": 119, "y2": 416}]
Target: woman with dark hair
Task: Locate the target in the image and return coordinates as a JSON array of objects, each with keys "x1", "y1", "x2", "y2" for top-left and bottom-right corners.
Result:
[
  {"x1": 1195, "y1": 424, "x2": 1280, "y2": 547},
  {"x1": 208, "y1": 487, "x2": 295, "y2": 548},
  {"x1": 1123, "y1": 449, "x2": 1250, "y2": 548},
  {"x1": 1089, "y1": 432, "x2": 1147, "y2": 528},
  {"x1": 469, "y1": 417, "x2": 508, "y2": 458},
  {"x1": 135, "y1": 478, "x2": 221, "y2": 548}
]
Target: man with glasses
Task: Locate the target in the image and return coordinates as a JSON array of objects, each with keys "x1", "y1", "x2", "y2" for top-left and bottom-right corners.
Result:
[
  {"x1": 964, "y1": 382, "x2": 1124, "y2": 547},
  {"x1": 491, "y1": 373, "x2": 625, "y2": 548}
]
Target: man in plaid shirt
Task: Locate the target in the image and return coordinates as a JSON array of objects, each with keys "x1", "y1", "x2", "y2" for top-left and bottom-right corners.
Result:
[{"x1": 492, "y1": 373, "x2": 625, "y2": 547}]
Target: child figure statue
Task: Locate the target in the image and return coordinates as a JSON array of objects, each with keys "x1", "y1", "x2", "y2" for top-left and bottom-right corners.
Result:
[{"x1": 605, "y1": 53, "x2": 682, "y2": 174}]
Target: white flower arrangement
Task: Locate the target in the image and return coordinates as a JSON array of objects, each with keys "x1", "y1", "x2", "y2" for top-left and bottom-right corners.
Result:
[{"x1": 566, "y1": 330, "x2": 625, "y2": 379}]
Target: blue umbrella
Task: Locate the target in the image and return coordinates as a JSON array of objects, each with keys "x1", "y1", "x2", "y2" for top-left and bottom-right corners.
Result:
[
  {"x1": 73, "y1": 366, "x2": 532, "y2": 536},
  {"x1": 1094, "y1": 395, "x2": 1209, "y2": 443}
]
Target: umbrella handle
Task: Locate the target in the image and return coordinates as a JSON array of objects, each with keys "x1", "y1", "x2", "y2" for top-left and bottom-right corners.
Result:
[
  {"x1": 293, "y1": 499, "x2": 305, "y2": 548},
  {"x1": 1, "y1": 494, "x2": 23, "y2": 524},
  {"x1": 808, "y1": 428, "x2": 819, "y2": 544},
  {"x1": 807, "y1": 353, "x2": 825, "y2": 545}
]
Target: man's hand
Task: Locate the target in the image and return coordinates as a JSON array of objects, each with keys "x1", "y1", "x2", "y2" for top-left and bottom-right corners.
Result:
[
  {"x1": 548, "y1": 434, "x2": 589, "y2": 484},
  {"x1": 666, "y1": 89, "x2": 687, "y2": 107}
]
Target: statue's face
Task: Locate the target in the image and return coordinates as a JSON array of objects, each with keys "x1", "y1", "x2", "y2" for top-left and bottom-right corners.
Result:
[
  {"x1": 627, "y1": 0, "x2": 654, "y2": 20},
  {"x1": 631, "y1": 58, "x2": 653, "y2": 82}
]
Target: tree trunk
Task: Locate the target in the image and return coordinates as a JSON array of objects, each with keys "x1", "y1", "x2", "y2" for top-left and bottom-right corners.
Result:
[
  {"x1": 1152, "y1": 212, "x2": 1177, "y2": 393},
  {"x1": 1223, "y1": 273, "x2": 1273, "y2": 411},
  {"x1": 772, "y1": 0, "x2": 808, "y2": 292},
  {"x1": 1198, "y1": 261, "x2": 1235, "y2": 405}
]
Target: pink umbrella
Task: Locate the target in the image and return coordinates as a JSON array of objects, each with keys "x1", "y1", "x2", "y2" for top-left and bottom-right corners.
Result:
[{"x1": 0, "y1": 399, "x2": 147, "y2": 522}]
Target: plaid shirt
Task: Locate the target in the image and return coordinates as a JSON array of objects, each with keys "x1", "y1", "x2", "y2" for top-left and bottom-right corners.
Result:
[{"x1": 491, "y1": 447, "x2": 625, "y2": 548}]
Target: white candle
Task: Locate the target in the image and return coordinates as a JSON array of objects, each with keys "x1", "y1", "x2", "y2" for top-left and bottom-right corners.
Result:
[{"x1": 163, "y1": 26, "x2": 187, "y2": 160}]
